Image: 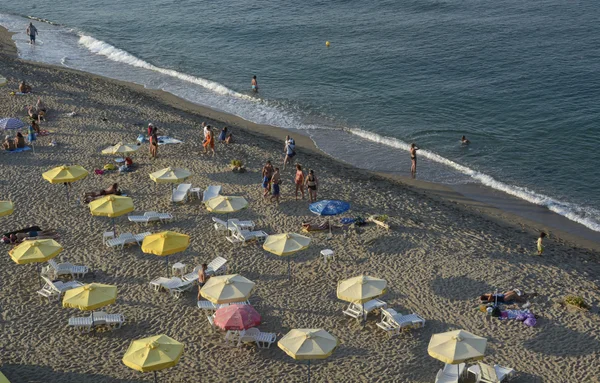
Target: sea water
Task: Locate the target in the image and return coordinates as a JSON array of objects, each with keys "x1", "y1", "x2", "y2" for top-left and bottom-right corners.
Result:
[{"x1": 1, "y1": 0, "x2": 599, "y2": 231}]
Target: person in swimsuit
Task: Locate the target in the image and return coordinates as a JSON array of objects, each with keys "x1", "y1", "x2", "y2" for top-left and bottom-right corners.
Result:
[
  {"x1": 27, "y1": 123, "x2": 36, "y2": 144},
  {"x1": 270, "y1": 167, "x2": 281, "y2": 205},
  {"x1": 410, "y1": 143, "x2": 419, "y2": 175},
  {"x1": 218, "y1": 127, "x2": 228, "y2": 142},
  {"x1": 262, "y1": 160, "x2": 274, "y2": 197},
  {"x1": 27, "y1": 106, "x2": 40, "y2": 124},
  {"x1": 3, "y1": 135, "x2": 15, "y2": 151},
  {"x1": 147, "y1": 123, "x2": 154, "y2": 137},
  {"x1": 203, "y1": 127, "x2": 215, "y2": 157},
  {"x1": 26, "y1": 23, "x2": 38, "y2": 45},
  {"x1": 19, "y1": 81, "x2": 32, "y2": 94},
  {"x1": 461, "y1": 135, "x2": 470, "y2": 145},
  {"x1": 251, "y1": 75, "x2": 258, "y2": 92},
  {"x1": 225, "y1": 133, "x2": 233, "y2": 144},
  {"x1": 305, "y1": 169, "x2": 318, "y2": 202},
  {"x1": 294, "y1": 164, "x2": 305, "y2": 200},
  {"x1": 150, "y1": 129, "x2": 159, "y2": 158},
  {"x1": 36, "y1": 98, "x2": 47, "y2": 121},
  {"x1": 537, "y1": 232, "x2": 546, "y2": 256},
  {"x1": 197, "y1": 263, "x2": 209, "y2": 301},
  {"x1": 15, "y1": 132, "x2": 25, "y2": 148},
  {"x1": 283, "y1": 136, "x2": 296, "y2": 170}
]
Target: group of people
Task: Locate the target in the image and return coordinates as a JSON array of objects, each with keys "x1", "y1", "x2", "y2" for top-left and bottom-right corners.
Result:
[
  {"x1": 3, "y1": 94, "x2": 46, "y2": 152},
  {"x1": 409, "y1": 135, "x2": 471, "y2": 175},
  {"x1": 2, "y1": 132, "x2": 26, "y2": 151},
  {"x1": 201, "y1": 122, "x2": 233, "y2": 157}
]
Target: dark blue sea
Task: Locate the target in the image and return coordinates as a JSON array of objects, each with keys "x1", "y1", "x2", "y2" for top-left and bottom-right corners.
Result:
[{"x1": 1, "y1": 0, "x2": 599, "y2": 231}]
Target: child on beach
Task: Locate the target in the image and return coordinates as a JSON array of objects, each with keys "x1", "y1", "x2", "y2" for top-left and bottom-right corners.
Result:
[
  {"x1": 295, "y1": 164, "x2": 305, "y2": 200},
  {"x1": 537, "y1": 232, "x2": 546, "y2": 256},
  {"x1": 225, "y1": 133, "x2": 233, "y2": 144},
  {"x1": 262, "y1": 160, "x2": 274, "y2": 197},
  {"x1": 271, "y1": 167, "x2": 281, "y2": 205},
  {"x1": 150, "y1": 129, "x2": 158, "y2": 158}
]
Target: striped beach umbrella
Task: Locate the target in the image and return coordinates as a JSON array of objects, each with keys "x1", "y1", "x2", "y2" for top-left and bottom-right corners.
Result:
[{"x1": 0, "y1": 118, "x2": 25, "y2": 130}]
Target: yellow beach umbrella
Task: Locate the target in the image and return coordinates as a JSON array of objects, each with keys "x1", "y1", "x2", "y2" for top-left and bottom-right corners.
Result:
[
  {"x1": 428, "y1": 329, "x2": 487, "y2": 366},
  {"x1": 42, "y1": 165, "x2": 89, "y2": 202},
  {"x1": 200, "y1": 274, "x2": 255, "y2": 304},
  {"x1": 0, "y1": 371, "x2": 10, "y2": 383},
  {"x1": 123, "y1": 334, "x2": 184, "y2": 382},
  {"x1": 337, "y1": 275, "x2": 387, "y2": 304},
  {"x1": 205, "y1": 195, "x2": 248, "y2": 213},
  {"x1": 142, "y1": 231, "x2": 190, "y2": 275},
  {"x1": 278, "y1": 328, "x2": 339, "y2": 382},
  {"x1": 9, "y1": 239, "x2": 62, "y2": 264},
  {"x1": 101, "y1": 142, "x2": 140, "y2": 156},
  {"x1": 0, "y1": 201, "x2": 14, "y2": 217},
  {"x1": 149, "y1": 167, "x2": 191, "y2": 184},
  {"x1": 89, "y1": 195, "x2": 134, "y2": 234},
  {"x1": 63, "y1": 283, "x2": 117, "y2": 334},
  {"x1": 263, "y1": 233, "x2": 310, "y2": 279}
]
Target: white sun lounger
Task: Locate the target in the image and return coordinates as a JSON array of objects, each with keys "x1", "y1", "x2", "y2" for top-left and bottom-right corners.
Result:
[
  {"x1": 133, "y1": 232, "x2": 151, "y2": 245},
  {"x1": 436, "y1": 363, "x2": 466, "y2": 383},
  {"x1": 149, "y1": 277, "x2": 172, "y2": 292},
  {"x1": 236, "y1": 328, "x2": 277, "y2": 348},
  {"x1": 468, "y1": 363, "x2": 515, "y2": 383},
  {"x1": 150, "y1": 277, "x2": 194, "y2": 298},
  {"x1": 212, "y1": 217, "x2": 255, "y2": 232},
  {"x1": 203, "y1": 185, "x2": 221, "y2": 203},
  {"x1": 343, "y1": 299, "x2": 387, "y2": 321},
  {"x1": 228, "y1": 223, "x2": 269, "y2": 244},
  {"x1": 183, "y1": 257, "x2": 228, "y2": 282},
  {"x1": 146, "y1": 212, "x2": 173, "y2": 222},
  {"x1": 376, "y1": 308, "x2": 425, "y2": 336},
  {"x1": 37, "y1": 276, "x2": 84, "y2": 301},
  {"x1": 172, "y1": 183, "x2": 192, "y2": 203},
  {"x1": 93, "y1": 311, "x2": 126, "y2": 330},
  {"x1": 68, "y1": 316, "x2": 93, "y2": 333},
  {"x1": 198, "y1": 300, "x2": 218, "y2": 311},
  {"x1": 43, "y1": 259, "x2": 90, "y2": 279},
  {"x1": 128, "y1": 212, "x2": 174, "y2": 225}
]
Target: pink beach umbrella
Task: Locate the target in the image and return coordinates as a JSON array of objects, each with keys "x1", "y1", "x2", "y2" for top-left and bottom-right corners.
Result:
[{"x1": 214, "y1": 305, "x2": 261, "y2": 331}]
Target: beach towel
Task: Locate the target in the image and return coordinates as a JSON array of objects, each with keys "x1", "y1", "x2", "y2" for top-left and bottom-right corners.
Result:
[
  {"x1": 10, "y1": 92, "x2": 31, "y2": 96},
  {"x1": 157, "y1": 136, "x2": 183, "y2": 145},
  {"x1": 499, "y1": 309, "x2": 531, "y2": 320},
  {"x1": 136, "y1": 134, "x2": 147, "y2": 143},
  {"x1": 5, "y1": 146, "x2": 31, "y2": 153}
]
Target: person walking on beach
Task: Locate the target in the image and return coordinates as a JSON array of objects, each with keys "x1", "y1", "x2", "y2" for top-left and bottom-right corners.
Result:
[
  {"x1": 196, "y1": 263, "x2": 209, "y2": 301},
  {"x1": 305, "y1": 169, "x2": 318, "y2": 202},
  {"x1": 537, "y1": 232, "x2": 547, "y2": 256},
  {"x1": 26, "y1": 23, "x2": 38, "y2": 45},
  {"x1": 251, "y1": 75, "x2": 258, "y2": 92},
  {"x1": 410, "y1": 143, "x2": 419, "y2": 175},
  {"x1": 203, "y1": 126, "x2": 215, "y2": 157},
  {"x1": 262, "y1": 160, "x2": 274, "y2": 197},
  {"x1": 271, "y1": 167, "x2": 281, "y2": 205},
  {"x1": 294, "y1": 164, "x2": 305, "y2": 200},
  {"x1": 283, "y1": 136, "x2": 296, "y2": 170},
  {"x1": 149, "y1": 128, "x2": 158, "y2": 158},
  {"x1": 147, "y1": 123, "x2": 154, "y2": 137}
]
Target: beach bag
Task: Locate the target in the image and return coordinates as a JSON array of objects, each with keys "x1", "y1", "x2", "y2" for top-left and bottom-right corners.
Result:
[
  {"x1": 491, "y1": 305, "x2": 501, "y2": 317},
  {"x1": 94, "y1": 169, "x2": 104, "y2": 175},
  {"x1": 516, "y1": 314, "x2": 527, "y2": 321},
  {"x1": 524, "y1": 317, "x2": 537, "y2": 327},
  {"x1": 104, "y1": 164, "x2": 116, "y2": 170}
]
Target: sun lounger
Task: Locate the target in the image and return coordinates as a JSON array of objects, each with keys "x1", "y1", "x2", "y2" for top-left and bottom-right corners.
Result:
[
  {"x1": 37, "y1": 276, "x2": 84, "y2": 301},
  {"x1": 203, "y1": 185, "x2": 221, "y2": 203},
  {"x1": 106, "y1": 233, "x2": 133, "y2": 250},
  {"x1": 468, "y1": 363, "x2": 515, "y2": 383},
  {"x1": 133, "y1": 232, "x2": 151, "y2": 245},
  {"x1": 198, "y1": 300, "x2": 218, "y2": 311},
  {"x1": 229, "y1": 224, "x2": 269, "y2": 244},
  {"x1": 183, "y1": 257, "x2": 228, "y2": 282},
  {"x1": 93, "y1": 311, "x2": 126, "y2": 330},
  {"x1": 376, "y1": 308, "x2": 425, "y2": 336},
  {"x1": 68, "y1": 316, "x2": 93, "y2": 333},
  {"x1": 149, "y1": 277, "x2": 172, "y2": 292},
  {"x1": 147, "y1": 212, "x2": 173, "y2": 222},
  {"x1": 343, "y1": 299, "x2": 387, "y2": 321},
  {"x1": 436, "y1": 363, "x2": 466, "y2": 383},
  {"x1": 172, "y1": 183, "x2": 192, "y2": 203},
  {"x1": 43, "y1": 259, "x2": 90, "y2": 279},
  {"x1": 213, "y1": 217, "x2": 255, "y2": 232},
  {"x1": 150, "y1": 277, "x2": 194, "y2": 298},
  {"x1": 236, "y1": 328, "x2": 277, "y2": 348}
]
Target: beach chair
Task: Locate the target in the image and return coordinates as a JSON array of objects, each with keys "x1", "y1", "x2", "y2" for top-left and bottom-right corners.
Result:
[
  {"x1": 376, "y1": 309, "x2": 400, "y2": 337},
  {"x1": 197, "y1": 300, "x2": 218, "y2": 311},
  {"x1": 183, "y1": 257, "x2": 228, "y2": 282},
  {"x1": 106, "y1": 232, "x2": 135, "y2": 250},
  {"x1": 468, "y1": 363, "x2": 515, "y2": 383},
  {"x1": 203, "y1": 185, "x2": 222, "y2": 203},
  {"x1": 436, "y1": 363, "x2": 466, "y2": 383},
  {"x1": 128, "y1": 214, "x2": 155, "y2": 225},
  {"x1": 68, "y1": 316, "x2": 93, "y2": 333},
  {"x1": 229, "y1": 223, "x2": 269, "y2": 244},
  {"x1": 149, "y1": 277, "x2": 171, "y2": 292},
  {"x1": 37, "y1": 276, "x2": 84, "y2": 301},
  {"x1": 155, "y1": 277, "x2": 195, "y2": 299},
  {"x1": 133, "y1": 232, "x2": 151, "y2": 245},
  {"x1": 237, "y1": 328, "x2": 277, "y2": 348},
  {"x1": 148, "y1": 212, "x2": 173, "y2": 223},
  {"x1": 93, "y1": 311, "x2": 126, "y2": 330},
  {"x1": 213, "y1": 217, "x2": 255, "y2": 233},
  {"x1": 343, "y1": 299, "x2": 387, "y2": 321},
  {"x1": 102, "y1": 231, "x2": 115, "y2": 245},
  {"x1": 44, "y1": 259, "x2": 90, "y2": 279},
  {"x1": 172, "y1": 183, "x2": 192, "y2": 203}
]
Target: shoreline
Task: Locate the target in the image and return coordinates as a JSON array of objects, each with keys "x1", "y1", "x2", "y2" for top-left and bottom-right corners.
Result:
[{"x1": 1, "y1": 25, "x2": 598, "y2": 251}]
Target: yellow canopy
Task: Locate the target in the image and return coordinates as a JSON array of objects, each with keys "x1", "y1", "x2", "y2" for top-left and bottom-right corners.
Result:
[
  {"x1": 205, "y1": 195, "x2": 248, "y2": 213},
  {"x1": 122, "y1": 334, "x2": 184, "y2": 372},
  {"x1": 149, "y1": 167, "x2": 191, "y2": 184},
  {"x1": 263, "y1": 233, "x2": 310, "y2": 256},
  {"x1": 9, "y1": 239, "x2": 62, "y2": 264},
  {"x1": 62, "y1": 283, "x2": 117, "y2": 311},
  {"x1": 278, "y1": 329, "x2": 339, "y2": 360},
  {"x1": 200, "y1": 274, "x2": 255, "y2": 304},
  {"x1": 101, "y1": 142, "x2": 140, "y2": 155},
  {"x1": 89, "y1": 195, "x2": 134, "y2": 217},
  {"x1": 0, "y1": 371, "x2": 10, "y2": 383},
  {"x1": 0, "y1": 201, "x2": 14, "y2": 217},
  {"x1": 141, "y1": 231, "x2": 190, "y2": 256},
  {"x1": 336, "y1": 275, "x2": 387, "y2": 304},
  {"x1": 428, "y1": 330, "x2": 487, "y2": 364},
  {"x1": 42, "y1": 165, "x2": 88, "y2": 184}
]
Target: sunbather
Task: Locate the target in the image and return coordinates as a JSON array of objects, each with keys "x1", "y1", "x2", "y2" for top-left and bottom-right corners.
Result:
[
  {"x1": 301, "y1": 221, "x2": 339, "y2": 232},
  {"x1": 3, "y1": 135, "x2": 16, "y2": 151},
  {"x1": 480, "y1": 289, "x2": 528, "y2": 304},
  {"x1": 84, "y1": 183, "x2": 121, "y2": 203},
  {"x1": 197, "y1": 264, "x2": 209, "y2": 300},
  {"x1": 19, "y1": 81, "x2": 32, "y2": 94},
  {"x1": 3, "y1": 226, "x2": 42, "y2": 237},
  {"x1": 15, "y1": 132, "x2": 25, "y2": 148},
  {"x1": 8, "y1": 230, "x2": 59, "y2": 243}
]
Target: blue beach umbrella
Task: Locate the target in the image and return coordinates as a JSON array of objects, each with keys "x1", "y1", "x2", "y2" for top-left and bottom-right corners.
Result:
[
  {"x1": 309, "y1": 200, "x2": 350, "y2": 238},
  {"x1": 0, "y1": 118, "x2": 25, "y2": 130}
]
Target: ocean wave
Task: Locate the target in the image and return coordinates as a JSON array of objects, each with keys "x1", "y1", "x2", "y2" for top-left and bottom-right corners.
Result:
[
  {"x1": 77, "y1": 35, "x2": 257, "y2": 102},
  {"x1": 346, "y1": 127, "x2": 600, "y2": 232}
]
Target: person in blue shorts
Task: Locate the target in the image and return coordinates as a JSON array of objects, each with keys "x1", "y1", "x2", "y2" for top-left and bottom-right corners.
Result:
[
  {"x1": 26, "y1": 23, "x2": 38, "y2": 45},
  {"x1": 251, "y1": 75, "x2": 258, "y2": 92},
  {"x1": 270, "y1": 167, "x2": 281, "y2": 205},
  {"x1": 261, "y1": 160, "x2": 274, "y2": 197}
]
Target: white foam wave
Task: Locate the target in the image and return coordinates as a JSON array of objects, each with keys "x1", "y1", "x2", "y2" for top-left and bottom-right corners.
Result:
[
  {"x1": 347, "y1": 128, "x2": 600, "y2": 232},
  {"x1": 78, "y1": 35, "x2": 256, "y2": 102}
]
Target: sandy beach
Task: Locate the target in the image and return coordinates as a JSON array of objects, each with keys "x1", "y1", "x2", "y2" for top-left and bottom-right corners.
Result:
[{"x1": 1, "y1": 27, "x2": 600, "y2": 383}]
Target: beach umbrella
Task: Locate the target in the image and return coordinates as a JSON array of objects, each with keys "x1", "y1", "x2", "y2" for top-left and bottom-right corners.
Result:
[
  {"x1": 205, "y1": 195, "x2": 248, "y2": 235},
  {"x1": 0, "y1": 118, "x2": 25, "y2": 130},
  {"x1": 336, "y1": 275, "x2": 387, "y2": 304},
  {"x1": 149, "y1": 167, "x2": 191, "y2": 184},
  {"x1": 263, "y1": 233, "x2": 310, "y2": 279},
  {"x1": 214, "y1": 304, "x2": 261, "y2": 331},
  {"x1": 278, "y1": 329, "x2": 339, "y2": 383},
  {"x1": 428, "y1": 330, "x2": 487, "y2": 378},
  {"x1": 62, "y1": 283, "x2": 117, "y2": 334},
  {"x1": 0, "y1": 201, "x2": 14, "y2": 217},
  {"x1": 9, "y1": 239, "x2": 63, "y2": 275},
  {"x1": 141, "y1": 231, "x2": 190, "y2": 276},
  {"x1": 0, "y1": 371, "x2": 10, "y2": 383},
  {"x1": 122, "y1": 334, "x2": 184, "y2": 383},
  {"x1": 309, "y1": 200, "x2": 350, "y2": 238},
  {"x1": 88, "y1": 195, "x2": 134, "y2": 235},
  {"x1": 42, "y1": 165, "x2": 89, "y2": 203},
  {"x1": 101, "y1": 142, "x2": 140, "y2": 156},
  {"x1": 200, "y1": 274, "x2": 255, "y2": 304}
]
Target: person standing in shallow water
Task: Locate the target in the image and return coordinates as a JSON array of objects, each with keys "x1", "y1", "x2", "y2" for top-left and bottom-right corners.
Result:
[
  {"x1": 26, "y1": 23, "x2": 38, "y2": 45},
  {"x1": 537, "y1": 232, "x2": 547, "y2": 256},
  {"x1": 410, "y1": 143, "x2": 419, "y2": 175},
  {"x1": 251, "y1": 75, "x2": 258, "y2": 92}
]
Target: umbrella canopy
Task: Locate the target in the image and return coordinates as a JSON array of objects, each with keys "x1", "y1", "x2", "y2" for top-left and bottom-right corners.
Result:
[
  {"x1": 309, "y1": 200, "x2": 350, "y2": 216},
  {"x1": 205, "y1": 195, "x2": 248, "y2": 213},
  {"x1": 428, "y1": 330, "x2": 487, "y2": 364},
  {"x1": 200, "y1": 274, "x2": 255, "y2": 304},
  {"x1": 337, "y1": 275, "x2": 387, "y2": 304},
  {"x1": 0, "y1": 118, "x2": 25, "y2": 130},
  {"x1": 0, "y1": 371, "x2": 9, "y2": 383},
  {"x1": 214, "y1": 304, "x2": 261, "y2": 331},
  {"x1": 42, "y1": 165, "x2": 89, "y2": 184},
  {"x1": 62, "y1": 283, "x2": 117, "y2": 311},
  {"x1": 149, "y1": 167, "x2": 191, "y2": 184},
  {"x1": 9, "y1": 239, "x2": 62, "y2": 264},
  {"x1": 263, "y1": 233, "x2": 311, "y2": 256},
  {"x1": 278, "y1": 329, "x2": 339, "y2": 360},
  {"x1": 122, "y1": 334, "x2": 184, "y2": 372},
  {"x1": 0, "y1": 201, "x2": 14, "y2": 217},
  {"x1": 141, "y1": 231, "x2": 190, "y2": 256},
  {"x1": 89, "y1": 195, "x2": 134, "y2": 217},
  {"x1": 101, "y1": 142, "x2": 140, "y2": 155}
]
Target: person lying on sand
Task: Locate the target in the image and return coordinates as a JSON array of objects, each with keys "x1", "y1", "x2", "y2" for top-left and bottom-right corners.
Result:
[
  {"x1": 27, "y1": 106, "x2": 41, "y2": 124},
  {"x1": 301, "y1": 221, "x2": 340, "y2": 232},
  {"x1": 3, "y1": 226, "x2": 42, "y2": 238},
  {"x1": 36, "y1": 98, "x2": 47, "y2": 121},
  {"x1": 84, "y1": 183, "x2": 121, "y2": 203},
  {"x1": 480, "y1": 289, "x2": 529, "y2": 304},
  {"x1": 5, "y1": 230, "x2": 59, "y2": 244},
  {"x1": 15, "y1": 132, "x2": 25, "y2": 148},
  {"x1": 3, "y1": 135, "x2": 16, "y2": 151},
  {"x1": 19, "y1": 81, "x2": 32, "y2": 94}
]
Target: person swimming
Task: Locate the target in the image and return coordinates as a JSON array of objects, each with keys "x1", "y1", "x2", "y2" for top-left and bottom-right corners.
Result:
[
  {"x1": 461, "y1": 135, "x2": 470, "y2": 144},
  {"x1": 251, "y1": 75, "x2": 258, "y2": 92}
]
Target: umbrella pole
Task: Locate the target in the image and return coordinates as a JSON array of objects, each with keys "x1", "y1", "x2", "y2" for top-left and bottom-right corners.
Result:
[
  {"x1": 166, "y1": 256, "x2": 169, "y2": 277},
  {"x1": 307, "y1": 360, "x2": 311, "y2": 383},
  {"x1": 327, "y1": 217, "x2": 332, "y2": 240},
  {"x1": 154, "y1": 370, "x2": 158, "y2": 383},
  {"x1": 288, "y1": 255, "x2": 291, "y2": 281},
  {"x1": 112, "y1": 217, "x2": 116, "y2": 237},
  {"x1": 91, "y1": 311, "x2": 95, "y2": 335},
  {"x1": 65, "y1": 183, "x2": 70, "y2": 204}
]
